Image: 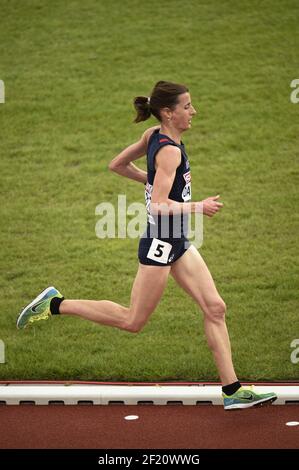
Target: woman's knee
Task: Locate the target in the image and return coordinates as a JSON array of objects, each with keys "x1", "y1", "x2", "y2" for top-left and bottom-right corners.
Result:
[
  {"x1": 204, "y1": 298, "x2": 226, "y2": 321},
  {"x1": 123, "y1": 315, "x2": 147, "y2": 333},
  {"x1": 125, "y1": 322, "x2": 144, "y2": 334}
]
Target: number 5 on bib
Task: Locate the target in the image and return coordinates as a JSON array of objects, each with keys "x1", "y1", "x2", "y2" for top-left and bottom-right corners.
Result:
[{"x1": 146, "y1": 238, "x2": 172, "y2": 264}]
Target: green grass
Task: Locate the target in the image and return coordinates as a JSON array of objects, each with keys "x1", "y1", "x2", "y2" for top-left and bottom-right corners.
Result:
[{"x1": 0, "y1": 0, "x2": 298, "y2": 381}]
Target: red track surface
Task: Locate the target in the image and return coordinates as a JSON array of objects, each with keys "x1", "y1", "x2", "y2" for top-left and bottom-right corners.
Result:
[{"x1": 0, "y1": 404, "x2": 298, "y2": 449}]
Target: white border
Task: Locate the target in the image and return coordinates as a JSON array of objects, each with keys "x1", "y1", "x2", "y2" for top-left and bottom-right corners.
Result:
[{"x1": 0, "y1": 385, "x2": 298, "y2": 405}]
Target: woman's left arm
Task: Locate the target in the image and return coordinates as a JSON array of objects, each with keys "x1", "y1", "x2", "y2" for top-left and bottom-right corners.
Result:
[{"x1": 108, "y1": 126, "x2": 159, "y2": 184}]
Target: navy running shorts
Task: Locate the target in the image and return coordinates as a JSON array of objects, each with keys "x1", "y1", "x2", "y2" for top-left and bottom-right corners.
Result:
[{"x1": 138, "y1": 235, "x2": 191, "y2": 266}]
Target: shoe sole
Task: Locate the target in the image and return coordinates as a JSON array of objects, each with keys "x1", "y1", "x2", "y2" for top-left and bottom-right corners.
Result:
[
  {"x1": 224, "y1": 396, "x2": 277, "y2": 410},
  {"x1": 16, "y1": 286, "x2": 57, "y2": 329}
]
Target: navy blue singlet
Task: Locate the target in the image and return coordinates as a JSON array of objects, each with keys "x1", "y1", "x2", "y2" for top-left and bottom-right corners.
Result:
[{"x1": 138, "y1": 129, "x2": 192, "y2": 266}]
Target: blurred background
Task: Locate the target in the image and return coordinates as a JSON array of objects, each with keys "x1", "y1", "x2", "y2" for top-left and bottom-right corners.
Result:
[{"x1": 0, "y1": 0, "x2": 298, "y2": 381}]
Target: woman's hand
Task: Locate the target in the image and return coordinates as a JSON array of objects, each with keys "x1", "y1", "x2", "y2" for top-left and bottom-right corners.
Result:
[{"x1": 201, "y1": 195, "x2": 223, "y2": 217}]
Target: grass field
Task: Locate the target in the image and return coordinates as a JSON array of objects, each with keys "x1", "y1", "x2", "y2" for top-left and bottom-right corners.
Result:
[{"x1": 0, "y1": 0, "x2": 298, "y2": 381}]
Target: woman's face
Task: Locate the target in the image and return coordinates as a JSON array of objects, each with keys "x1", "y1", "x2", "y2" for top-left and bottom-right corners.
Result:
[{"x1": 164, "y1": 92, "x2": 197, "y2": 131}]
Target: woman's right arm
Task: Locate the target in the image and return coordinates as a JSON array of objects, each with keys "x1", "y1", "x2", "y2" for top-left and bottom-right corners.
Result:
[{"x1": 108, "y1": 126, "x2": 160, "y2": 184}]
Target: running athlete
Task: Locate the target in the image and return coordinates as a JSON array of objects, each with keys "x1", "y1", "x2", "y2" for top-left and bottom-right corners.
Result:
[{"x1": 17, "y1": 80, "x2": 277, "y2": 410}]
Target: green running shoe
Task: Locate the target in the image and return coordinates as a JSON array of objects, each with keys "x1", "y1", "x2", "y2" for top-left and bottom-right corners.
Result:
[
  {"x1": 17, "y1": 286, "x2": 63, "y2": 329},
  {"x1": 223, "y1": 386, "x2": 277, "y2": 410}
]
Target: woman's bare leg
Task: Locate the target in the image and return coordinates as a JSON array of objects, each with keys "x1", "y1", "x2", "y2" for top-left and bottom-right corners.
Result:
[
  {"x1": 170, "y1": 245, "x2": 238, "y2": 386},
  {"x1": 59, "y1": 264, "x2": 171, "y2": 332}
]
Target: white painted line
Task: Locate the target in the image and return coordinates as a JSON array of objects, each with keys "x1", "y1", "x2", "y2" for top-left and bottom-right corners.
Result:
[
  {"x1": 124, "y1": 415, "x2": 139, "y2": 420},
  {"x1": 286, "y1": 421, "x2": 299, "y2": 426}
]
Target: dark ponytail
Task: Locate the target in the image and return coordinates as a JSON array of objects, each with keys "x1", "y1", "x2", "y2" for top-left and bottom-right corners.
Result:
[
  {"x1": 133, "y1": 80, "x2": 189, "y2": 123},
  {"x1": 133, "y1": 96, "x2": 151, "y2": 123}
]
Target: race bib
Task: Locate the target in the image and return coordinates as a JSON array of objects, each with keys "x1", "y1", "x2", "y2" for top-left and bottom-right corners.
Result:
[
  {"x1": 182, "y1": 171, "x2": 192, "y2": 201},
  {"x1": 145, "y1": 182, "x2": 155, "y2": 224},
  {"x1": 146, "y1": 238, "x2": 172, "y2": 264}
]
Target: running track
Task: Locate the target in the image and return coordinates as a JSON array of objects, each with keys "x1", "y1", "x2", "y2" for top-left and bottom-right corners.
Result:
[
  {"x1": 0, "y1": 381, "x2": 298, "y2": 457},
  {"x1": 0, "y1": 404, "x2": 298, "y2": 449}
]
